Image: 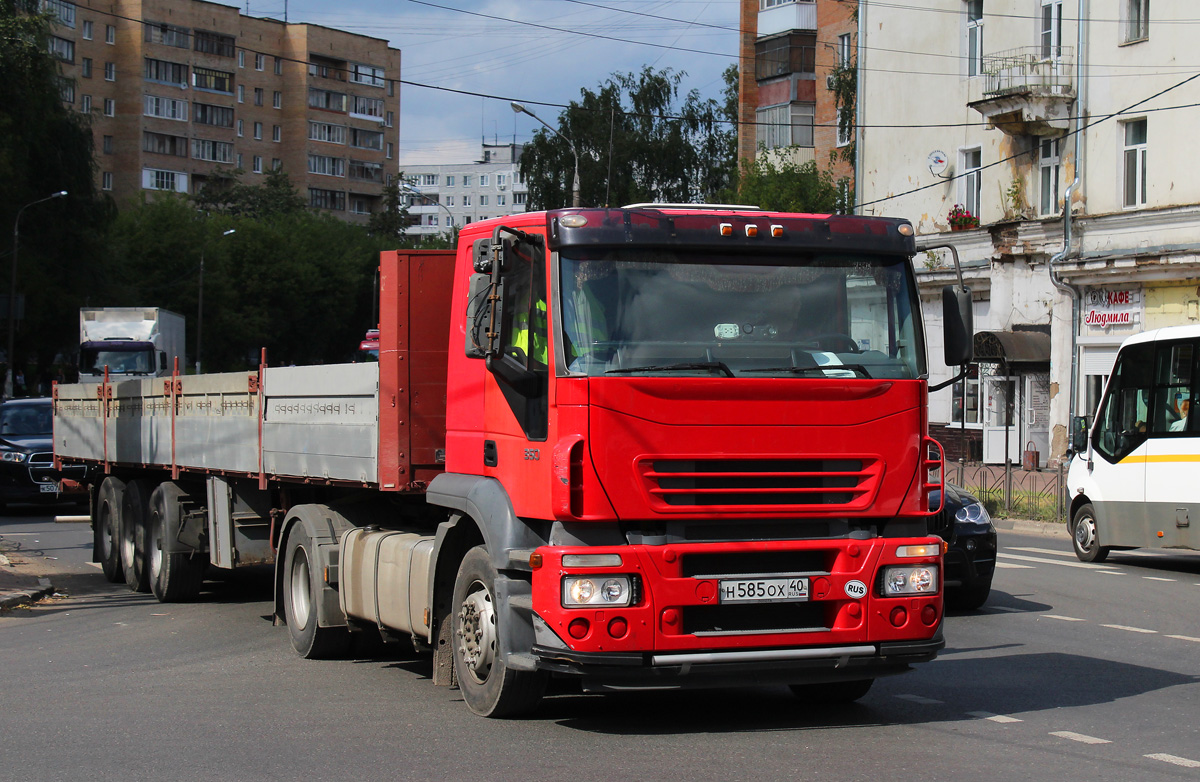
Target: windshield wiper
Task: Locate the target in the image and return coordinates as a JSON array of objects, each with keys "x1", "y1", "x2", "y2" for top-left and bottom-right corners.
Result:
[
  {"x1": 742, "y1": 365, "x2": 873, "y2": 379},
  {"x1": 606, "y1": 361, "x2": 735, "y2": 378}
]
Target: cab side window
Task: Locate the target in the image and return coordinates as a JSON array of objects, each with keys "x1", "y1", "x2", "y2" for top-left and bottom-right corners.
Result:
[
  {"x1": 1151, "y1": 341, "x2": 1195, "y2": 435},
  {"x1": 494, "y1": 236, "x2": 548, "y2": 441},
  {"x1": 1093, "y1": 342, "x2": 1152, "y2": 462}
]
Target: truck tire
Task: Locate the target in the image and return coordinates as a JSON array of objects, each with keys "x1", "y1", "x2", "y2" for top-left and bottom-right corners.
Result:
[
  {"x1": 1071, "y1": 502, "x2": 1109, "y2": 563},
  {"x1": 95, "y1": 477, "x2": 126, "y2": 583},
  {"x1": 451, "y1": 545, "x2": 546, "y2": 717},
  {"x1": 120, "y1": 479, "x2": 154, "y2": 593},
  {"x1": 147, "y1": 482, "x2": 205, "y2": 602},
  {"x1": 789, "y1": 678, "x2": 874, "y2": 704},
  {"x1": 282, "y1": 526, "x2": 349, "y2": 659}
]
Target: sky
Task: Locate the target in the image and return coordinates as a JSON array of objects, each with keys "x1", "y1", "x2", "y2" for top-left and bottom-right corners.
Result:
[{"x1": 243, "y1": 0, "x2": 740, "y2": 166}]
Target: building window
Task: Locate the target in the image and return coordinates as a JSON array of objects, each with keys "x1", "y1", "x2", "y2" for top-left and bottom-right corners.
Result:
[
  {"x1": 237, "y1": 84, "x2": 244, "y2": 103},
  {"x1": 274, "y1": 57, "x2": 282, "y2": 75},
  {"x1": 103, "y1": 135, "x2": 113, "y2": 154},
  {"x1": 350, "y1": 197, "x2": 372, "y2": 215},
  {"x1": 143, "y1": 131, "x2": 188, "y2": 157},
  {"x1": 445, "y1": 195, "x2": 454, "y2": 207},
  {"x1": 308, "y1": 88, "x2": 347, "y2": 112},
  {"x1": 497, "y1": 193, "x2": 506, "y2": 206},
  {"x1": 348, "y1": 159, "x2": 383, "y2": 183},
  {"x1": 255, "y1": 53, "x2": 265, "y2": 71},
  {"x1": 272, "y1": 125, "x2": 281, "y2": 142},
  {"x1": 462, "y1": 195, "x2": 471, "y2": 207},
  {"x1": 951, "y1": 368, "x2": 982, "y2": 425},
  {"x1": 480, "y1": 195, "x2": 489, "y2": 206},
  {"x1": 81, "y1": 94, "x2": 91, "y2": 113},
  {"x1": 191, "y1": 138, "x2": 234, "y2": 163},
  {"x1": 513, "y1": 192, "x2": 527, "y2": 205},
  {"x1": 960, "y1": 147, "x2": 982, "y2": 219},
  {"x1": 966, "y1": 0, "x2": 983, "y2": 77},
  {"x1": 273, "y1": 90, "x2": 282, "y2": 109},
  {"x1": 103, "y1": 98, "x2": 115, "y2": 117},
  {"x1": 309, "y1": 121, "x2": 347, "y2": 144},
  {"x1": 237, "y1": 153, "x2": 243, "y2": 168},
  {"x1": 43, "y1": 2, "x2": 74, "y2": 30},
  {"x1": 272, "y1": 158, "x2": 281, "y2": 171},
  {"x1": 349, "y1": 62, "x2": 385, "y2": 87},
  {"x1": 192, "y1": 102, "x2": 232, "y2": 127},
  {"x1": 479, "y1": 174, "x2": 489, "y2": 187},
  {"x1": 350, "y1": 128, "x2": 383, "y2": 150},
  {"x1": 755, "y1": 31, "x2": 816, "y2": 79},
  {"x1": 193, "y1": 30, "x2": 235, "y2": 58},
  {"x1": 1041, "y1": 0, "x2": 1063, "y2": 59},
  {"x1": 82, "y1": 19, "x2": 92, "y2": 40},
  {"x1": 58, "y1": 77, "x2": 74, "y2": 104},
  {"x1": 193, "y1": 67, "x2": 233, "y2": 94},
  {"x1": 49, "y1": 36, "x2": 74, "y2": 63},
  {"x1": 102, "y1": 171, "x2": 112, "y2": 191},
  {"x1": 104, "y1": 62, "x2": 115, "y2": 81},
  {"x1": 421, "y1": 174, "x2": 438, "y2": 186},
  {"x1": 253, "y1": 121, "x2": 262, "y2": 140},
  {"x1": 445, "y1": 175, "x2": 455, "y2": 186},
  {"x1": 1124, "y1": 0, "x2": 1149, "y2": 43},
  {"x1": 309, "y1": 188, "x2": 345, "y2": 210},
  {"x1": 105, "y1": 24, "x2": 115, "y2": 44},
  {"x1": 385, "y1": 110, "x2": 394, "y2": 128},
  {"x1": 252, "y1": 155, "x2": 262, "y2": 173},
  {"x1": 755, "y1": 103, "x2": 815, "y2": 149},
  {"x1": 238, "y1": 50, "x2": 244, "y2": 68},
  {"x1": 1039, "y1": 138, "x2": 1061, "y2": 216},
  {"x1": 145, "y1": 22, "x2": 189, "y2": 48},
  {"x1": 308, "y1": 154, "x2": 345, "y2": 177},
  {"x1": 1122, "y1": 118, "x2": 1147, "y2": 207},
  {"x1": 144, "y1": 58, "x2": 187, "y2": 87},
  {"x1": 145, "y1": 94, "x2": 189, "y2": 121},
  {"x1": 349, "y1": 95, "x2": 385, "y2": 120},
  {"x1": 237, "y1": 119, "x2": 243, "y2": 137},
  {"x1": 143, "y1": 168, "x2": 187, "y2": 193},
  {"x1": 496, "y1": 173, "x2": 507, "y2": 187},
  {"x1": 386, "y1": 142, "x2": 393, "y2": 159},
  {"x1": 81, "y1": 57, "x2": 91, "y2": 78},
  {"x1": 254, "y1": 87, "x2": 263, "y2": 106}
]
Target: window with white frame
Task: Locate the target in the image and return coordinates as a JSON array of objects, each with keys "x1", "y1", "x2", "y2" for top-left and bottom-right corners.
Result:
[
  {"x1": 480, "y1": 174, "x2": 490, "y2": 187},
  {"x1": 238, "y1": 50, "x2": 244, "y2": 68},
  {"x1": 253, "y1": 155, "x2": 262, "y2": 173},
  {"x1": 192, "y1": 138, "x2": 233, "y2": 163},
  {"x1": 966, "y1": 0, "x2": 983, "y2": 77},
  {"x1": 309, "y1": 121, "x2": 347, "y2": 144},
  {"x1": 1122, "y1": 118, "x2": 1147, "y2": 207},
  {"x1": 480, "y1": 195, "x2": 488, "y2": 206},
  {"x1": 755, "y1": 103, "x2": 815, "y2": 149},
  {"x1": 81, "y1": 94, "x2": 91, "y2": 113},
  {"x1": 274, "y1": 57, "x2": 282, "y2": 75},
  {"x1": 961, "y1": 147, "x2": 982, "y2": 219},
  {"x1": 58, "y1": 77, "x2": 74, "y2": 103},
  {"x1": 272, "y1": 158, "x2": 281, "y2": 171},
  {"x1": 253, "y1": 121, "x2": 262, "y2": 140},
  {"x1": 104, "y1": 62, "x2": 115, "y2": 81},
  {"x1": 102, "y1": 171, "x2": 112, "y2": 191},
  {"x1": 103, "y1": 98, "x2": 115, "y2": 117},
  {"x1": 49, "y1": 36, "x2": 74, "y2": 63},
  {"x1": 1123, "y1": 0, "x2": 1148, "y2": 43},
  {"x1": 349, "y1": 128, "x2": 383, "y2": 150},
  {"x1": 102, "y1": 135, "x2": 112, "y2": 153},
  {"x1": 308, "y1": 154, "x2": 345, "y2": 177},
  {"x1": 273, "y1": 91, "x2": 282, "y2": 109},
  {"x1": 145, "y1": 22, "x2": 189, "y2": 48},
  {"x1": 82, "y1": 19, "x2": 92, "y2": 39},
  {"x1": 192, "y1": 102, "x2": 231, "y2": 127},
  {"x1": 349, "y1": 62, "x2": 385, "y2": 87},
  {"x1": 272, "y1": 125, "x2": 281, "y2": 142},
  {"x1": 144, "y1": 58, "x2": 186, "y2": 86},
  {"x1": 254, "y1": 87, "x2": 263, "y2": 106},
  {"x1": 143, "y1": 131, "x2": 187, "y2": 157},
  {"x1": 145, "y1": 94, "x2": 188, "y2": 121},
  {"x1": 143, "y1": 168, "x2": 187, "y2": 192},
  {"x1": 350, "y1": 95, "x2": 385, "y2": 120},
  {"x1": 105, "y1": 24, "x2": 115, "y2": 44},
  {"x1": 236, "y1": 119, "x2": 243, "y2": 137},
  {"x1": 445, "y1": 196, "x2": 455, "y2": 207},
  {"x1": 421, "y1": 174, "x2": 438, "y2": 186},
  {"x1": 513, "y1": 192, "x2": 527, "y2": 205},
  {"x1": 386, "y1": 142, "x2": 393, "y2": 159},
  {"x1": 193, "y1": 67, "x2": 232, "y2": 93},
  {"x1": 497, "y1": 193, "x2": 506, "y2": 206},
  {"x1": 462, "y1": 195, "x2": 472, "y2": 207},
  {"x1": 1041, "y1": 0, "x2": 1063, "y2": 59},
  {"x1": 496, "y1": 173, "x2": 507, "y2": 187},
  {"x1": 255, "y1": 53, "x2": 264, "y2": 71},
  {"x1": 237, "y1": 84, "x2": 244, "y2": 103},
  {"x1": 81, "y1": 57, "x2": 91, "y2": 78},
  {"x1": 446, "y1": 175, "x2": 455, "y2": 187},
  {"x1": 1039, "y1": 138, "x2": 1061, "y2": 216}
]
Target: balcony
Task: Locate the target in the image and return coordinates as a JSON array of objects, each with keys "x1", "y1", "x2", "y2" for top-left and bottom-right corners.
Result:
[
  {"x1": 758, "y1": 0, "x2": 816, "y2": 38},
  {"x1": 968, "y1": 47, "x2": 1075, "y2": 136}
]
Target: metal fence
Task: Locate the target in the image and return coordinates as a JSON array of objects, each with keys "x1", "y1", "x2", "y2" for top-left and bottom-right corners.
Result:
[{"x1": 948, "y1": 460, "x2": 1069, "y2": 523}]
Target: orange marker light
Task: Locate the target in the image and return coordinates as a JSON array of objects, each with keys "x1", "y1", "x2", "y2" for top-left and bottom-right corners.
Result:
[
  {"x1": 529, "y1": 552, "x2": 543, "y2": 569},
  {"x1": 771, "y1": 224, "x2": 784, "y2": 238},
  {"x1": 719, "y1": 223, "x2": 733, "y2": 236},
  {"x1": 745, "y1": 224, "x2": 758, "y2": 237}
]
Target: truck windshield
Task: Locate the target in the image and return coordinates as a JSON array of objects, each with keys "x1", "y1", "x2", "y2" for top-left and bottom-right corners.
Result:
[
  {"x1": 558, "y1": 250, "x2": 925, "y2": 379},
  {"x1": 79, "y1": 346, "x2": 155, "y2": 375}
]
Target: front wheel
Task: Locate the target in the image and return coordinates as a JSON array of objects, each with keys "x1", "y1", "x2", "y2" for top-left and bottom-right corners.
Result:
[
  {"x1": 451, "y1": 546, "x2": 546, "y2": 717},
  {"x1": 790, "y1": 679, "x2": 875, "y2": 704},
  {"x1": 282, "y1": 526, "x2": 349, "y2": 659},
  {"x1": 1071, "y1": 502, "x2": 1109, "y2": 563}
]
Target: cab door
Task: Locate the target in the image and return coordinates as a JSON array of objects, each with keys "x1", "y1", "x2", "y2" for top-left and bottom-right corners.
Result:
[{"x1": 1143, "y1": 339, "x2": 1199, "y2": 549}]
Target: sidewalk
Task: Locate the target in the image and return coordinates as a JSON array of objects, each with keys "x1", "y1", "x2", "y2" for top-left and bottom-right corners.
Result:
[
  {"x1": 0, "y1": 552, "x2": 56, "y2": 611},
  {"x1": 993, "y1": 517, "x2": 1071, "y2": 539}
]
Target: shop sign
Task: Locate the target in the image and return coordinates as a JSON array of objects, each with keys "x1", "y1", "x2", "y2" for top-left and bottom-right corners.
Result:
[{"x1": 1084, "y1": 288, "x2": 1141, "y2": 328}]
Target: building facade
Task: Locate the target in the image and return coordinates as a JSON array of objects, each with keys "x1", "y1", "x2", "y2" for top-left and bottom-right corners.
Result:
[
  {"x1": 857, "y1": 0, "x2": 1191, "y2": 467},
  {"x1": 400, "y1": 143, "x2": 530, "y2": 238},
  {"x1": 44, "y1": 0, "x2": 401, "y2": 222}
]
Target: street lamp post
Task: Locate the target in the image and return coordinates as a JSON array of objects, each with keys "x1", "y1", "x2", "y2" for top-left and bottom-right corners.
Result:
[
  {"x1": 401, "y1": 183, "x2": 454, "y2": 236},
  {"x1": 7, "y1": 190, "x2": 67, "y2": 399},
  {"x1": 511, "y1": 102, "x2": 581, "y2": 208},
  {"x1": 196, "y1": 228, "x2": 235, "y2": 375}
]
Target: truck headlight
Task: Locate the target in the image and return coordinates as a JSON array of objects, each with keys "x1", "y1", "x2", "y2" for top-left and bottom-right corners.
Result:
[
  {"x1": 881, "y1": 565, "x2": 939, "y2": 596},
  {"x1": 0, "y1": 450, "x2": 28, "y2": 464},
  {"x1": 562, "y1": 575, "x2": 635, "y2": 607}
]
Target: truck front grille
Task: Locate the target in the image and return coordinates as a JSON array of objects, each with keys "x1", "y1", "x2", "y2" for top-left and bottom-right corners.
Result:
[
  {"x1": 639, "y1": 457, "x2": 882, "y2": 512},
  {"x1": 682, "y1": 602, "x2": 831, "y2": 636}
]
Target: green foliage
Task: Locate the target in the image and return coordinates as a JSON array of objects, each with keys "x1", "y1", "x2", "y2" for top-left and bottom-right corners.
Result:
[
  {"x1": 192, "y1": 167, "x2": 307, "y2": 220},
  {"x1": 828, "y1": 55, "x2": 857, "y2": 166},
  {"x1": 367, "y1": 179, "x2": 409, "y2": 239},
  {"x1": 519, "y1": 66, "x2": 738, "y2": 210},
  {"x1": 735, "y1": 154, "x2": 852, "y2": 215}
]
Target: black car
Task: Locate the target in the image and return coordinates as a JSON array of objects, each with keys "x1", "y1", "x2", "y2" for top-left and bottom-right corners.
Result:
[
  {"x1": 930, "y1": 483, "x2": 998, "y2": 609},
  {"x1": 0, "y1": 397, "x2": 84, "y2": 509}
]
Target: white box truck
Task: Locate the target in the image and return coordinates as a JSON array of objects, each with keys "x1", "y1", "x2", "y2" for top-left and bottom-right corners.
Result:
[{"x1": 78, "y1": 307, "x2": 185, "y2": 381}]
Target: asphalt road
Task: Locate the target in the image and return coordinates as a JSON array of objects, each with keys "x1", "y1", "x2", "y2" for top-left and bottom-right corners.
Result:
[{"x1": 1, "y1": 511, "x2": 1198, "y2": 782}]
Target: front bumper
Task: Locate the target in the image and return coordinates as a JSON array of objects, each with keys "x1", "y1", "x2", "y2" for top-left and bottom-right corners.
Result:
[{"x1": 944, "y1": 530, "x2": 997, "y2": 589}]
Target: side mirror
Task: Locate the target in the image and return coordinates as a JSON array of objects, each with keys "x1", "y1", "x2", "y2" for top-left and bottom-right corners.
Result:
[
  {"x1": 942, "y1": 285, "x2": 973, "y2": 366},
  {"x1": 464, "y1": 273, "x2": 495, "y2": 359},
  {"x1": 1071, "y1": 415, "x2": 1090, "y2": 454},
  {"x1": 159, "y1": 350, "x2": 167, "y2": 373}
]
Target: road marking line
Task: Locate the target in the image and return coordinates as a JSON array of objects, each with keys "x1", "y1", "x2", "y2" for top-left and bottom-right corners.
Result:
[
  {"x1": 967, "y1": 711, "x2": 1022, "y2": 723},
  {"x1": 1145, "y1": 754, "x2": 1200, "y2": 769},
  {"x1": 1143, "y1": 576, "x2": 1176, "y2": 582},
  {"x1": 1102, "y1": 624, "x2": 1157, "y2": 634},
  {"x1": 986, "y1": 606, "x2": 1021, "y2": 613},
  {"x1": 1166, "y1": 635, "x2": 1200, "y2": 643},
  {"x1": 1095, "y1": 570, "x2": 1125, "y2": 576},
  {"x1": 1042, "y1": 615, "x2": 1086, "y2": 622},
  {"x1": 995, "y1": 562, "x2": 1036, "y2": 569},
  {"x1": 1051, "y1": 731, "x2": 1111, "y2": 745},
  {"x1": 998, "y1": 553, "x2": 1122, "y2": 572},
  {"x1": 1009, "y1": 547, "x2": 1074, "y2": 557},
  {"x1": 895, "y1": 694, "x2": 943, "y2": 705},
  {"x1": 85, "y1": 562, "x2": 102, "y2": 569}
]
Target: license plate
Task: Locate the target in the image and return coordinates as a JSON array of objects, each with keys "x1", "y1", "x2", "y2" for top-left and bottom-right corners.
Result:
[
  {"x1": 38, "y1": 483, "x2": 58, "y2": 494},
  {"x1": 719, "y1": 576, "x2": 809, "y2": 604}
]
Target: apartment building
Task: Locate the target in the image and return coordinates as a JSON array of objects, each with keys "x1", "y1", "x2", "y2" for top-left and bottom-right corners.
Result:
[
  {"x1": 44, "y1": 0, "x2": 400, "y2": 222},
  {"x1": 857, "y1": 0, "x2": 1188, "y2": 466},
  {"x1": 401, "y1": 143, "x2": 530, "y2": 238}
]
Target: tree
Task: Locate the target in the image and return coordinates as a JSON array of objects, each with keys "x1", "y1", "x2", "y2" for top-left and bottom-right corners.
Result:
[
  {"x1": 735, "y1": 154, "x2": 851, "y2": 215},
  {"x1": 519, "y1": 66, "x2": 738, "y2": 210},
  {"x1": 367, "y1": 179, "x2": 409, "y2": 239},
  {"x1": 192, "y1": 167, "x2": 306, "y2": 220}
]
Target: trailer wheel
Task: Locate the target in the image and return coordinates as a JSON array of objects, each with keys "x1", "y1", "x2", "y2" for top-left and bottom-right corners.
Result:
[
  {"x1": 1071, "y1": 502, "x2": 1109, "y2": 563},
  {"x1": 451, "y1": 545, "x2": 546, "y2": 717},
  {"x1": 282, "y1": 526, "x2": 349, "y2": 659},
  {"x1": 147, "y1": 482, "x2": 205, "y2": 602},
  {"x1": 789, "y1": 678, "x2": 874, "y2": 704},
  {"x1": 120, "y1": 480, "x2": 154, "y2": 593},
  {"x1": 95, "y1": 477, "x2": 126, "y2": 583}
]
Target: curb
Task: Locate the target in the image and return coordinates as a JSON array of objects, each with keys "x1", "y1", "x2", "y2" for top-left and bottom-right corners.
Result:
[
  {"x1": 993, "y1": 518, "x2": 1070, "y2": 539},
  {"x1": 0, "y1": 578, "x2": 55, "y2": 611}
]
